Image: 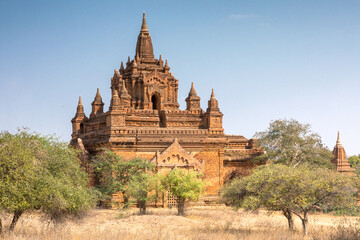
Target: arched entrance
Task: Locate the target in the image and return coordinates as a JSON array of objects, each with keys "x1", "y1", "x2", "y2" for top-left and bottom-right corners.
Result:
[{"x1": 151, "y1": 94, "x2": 160, "y2": 110}]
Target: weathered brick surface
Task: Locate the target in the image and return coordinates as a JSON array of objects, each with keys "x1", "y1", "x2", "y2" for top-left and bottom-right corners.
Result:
[{"x1": 195, "y1": 150, "x2": 221, "y2": 195}]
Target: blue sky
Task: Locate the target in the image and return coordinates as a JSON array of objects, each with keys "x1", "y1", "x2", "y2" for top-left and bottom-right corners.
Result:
[{"x1": 1, "y1": 0, "x2": 359, "y2": 155}]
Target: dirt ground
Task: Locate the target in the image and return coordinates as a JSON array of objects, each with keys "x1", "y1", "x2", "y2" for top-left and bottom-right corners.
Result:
[{"x1": 1, "y1": 206, "x2": 359, "y2": 240}]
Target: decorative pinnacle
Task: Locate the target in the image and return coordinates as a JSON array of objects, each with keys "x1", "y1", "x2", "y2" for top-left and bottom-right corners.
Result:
[
  {"x1": 113, "y1": 89, "x2": 118, "y2": 97},
  {"x1": 120, "y1": 61, "x2": 124, "y2": 71},
  {"x1": 336, "y1": 131, "x2": 342, "y2": 146},
  {"x1": 211, "y1": 88, "x2": 215, "y2": 99},
  {"x1": 165, "y1": 59, "x2": 170, "y2": 69},
  {"x1": 111, "y1": 89, "x2": 120, "y2": 108},
  {"x1": 112, "y1": 89, "x2": 118, "y2": 99},
  {"x1": 78, "y1": 96, "x2": 83, "y2": 105},
  {"x1": 159, "y1": 54, "x2": 162, "y2": 62},
  {"x1": 120, "y1": 80, "x2": 128, "y2": 94},
  {"x1": 127, "y1": 56, "x2": 130, "y2": 63},
  {"x1": 189, "y1": 82, "x2": 198, "y2": 97},
  {"x1": 141, "y1": 12, "x2": 149, "y2": 33},
  {"x1": 77, "y1": 96, "x2": 84, "y2": 113},
  {"x1": 94, "y1": 88, "x2": 102, "y2": 103}
]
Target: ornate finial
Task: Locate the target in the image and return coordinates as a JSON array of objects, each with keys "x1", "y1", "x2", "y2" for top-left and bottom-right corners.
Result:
[
  {"x1": 110, "y1": 89, "x2": 120, "y2": 110},
  {"x1": 211, "y1": 88, "x2": 215, "y2": 99},
  {"x1": 135, "y1": 12, "x2": 154, "y2": 59},
  {"x1": 158, "y1": 54, "x2": 163, "y2": 66},
  {"x1": 127, "y1": 56, "x2": 130, "y2": 63},
  {"x1": 189, "y1": 82, "x2": 198, "y2": 97},
  {"x1": 141, "y1": 12, "x2": 148, "y2": 33},
  {"x1": 77, "y1": 96, "x2": 84, "y2": 114},
  {"x1": 165, "y1": 59, "x2": 170, "y2": 69},
  {"x1": 337, "y1": 131, "x2": 342, "y2": 146},
  {"x1": 120, "y1": 61, "x2": 124, "y2": 72},
  {"x1": 94, "y1": 88, "x2": 102, "y2": 102},
  {"x1": 91, "y1": 89, "x2": 104, "y2": 117},
  {"x1": 120, "y1": 80, "x2": 129, "y2": 95}
]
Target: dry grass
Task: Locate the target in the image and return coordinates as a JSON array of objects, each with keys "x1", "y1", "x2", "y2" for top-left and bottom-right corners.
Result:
[{"x1": 0, "y1": 206, "x2": 359, "y2": 240}]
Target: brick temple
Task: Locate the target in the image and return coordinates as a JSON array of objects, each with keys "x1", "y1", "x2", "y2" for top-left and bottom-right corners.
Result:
[
  {"x1": 71, "y1": 13, "x2": 262, "y2": 198},
  {"x1": 332, "y1": 132, "x2": 355, "y2": 174}
]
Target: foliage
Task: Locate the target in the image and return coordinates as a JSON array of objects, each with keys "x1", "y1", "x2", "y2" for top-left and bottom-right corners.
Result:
[
  {"x1": 127, "y1": 172, "x2": 159, "y2": 215},
  {"x1": 348, "y1": 154, "x2": 360, "y2": 168},
  {"x1": 161, "y1": 168, "x2": 205, "y2": 215},
  {"x1": 93, "y1": 150, "x2": 154, "y2": 206},
  {"x1": 34, "y1": 138, "x2": 101, "y2": 221},
  {"x1": 253, "y1": 119, "x2": 333, "y2": 168},
  {"x1": 222, "y1": 164, "x2": 356, "y2": 235},
  {"x1": 0, "y1": 129, "x2": 99, "y2": 232}
]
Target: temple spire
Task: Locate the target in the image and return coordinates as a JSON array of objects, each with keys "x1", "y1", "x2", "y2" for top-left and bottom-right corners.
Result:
[
  {"x1": 336, "y1": 131, "x2": 342, "y2": 146},
  {"x1": 91, "y1": 89, "x2": 104, "y2": 118},
  {"x1": 120, "y1": 61, "x2": 124, "y2": 73},
  {"x1": 158, "y1": 54, "x2": 163, "y2": 66},
  {"x1": 119, "y1": 81, "x2": 131, "y2": 108},
  {"x1": 135, "y1": 13, "x2": 154, "y2": 59},
  {"x1": 141, "y1": 12, "x2": 149, "y2": 33},
  {"x1": 189, "y1": 82, "x2": 198, "y2": 97},
  {"x1": 186, "y1": 82, "x2": 201, "y2": 111},
  {"x1": 110, "y1": 89, "x2": 120, "y2": 110},
  {"x1": 211, "y1": 88, "x2": 215, "y2": 99},
  {"x1": 77, "y1": 96, "x2": 84, "y2": 114},
  {"x1": 332, "y1": 132, "x2": 354, "y2": 173},
  {"x1": 94, "y1": 88, "x2": 102, "y2": 103},
  {"x1": 120, "y1": 80, "x2": 129, "y2": 96}
]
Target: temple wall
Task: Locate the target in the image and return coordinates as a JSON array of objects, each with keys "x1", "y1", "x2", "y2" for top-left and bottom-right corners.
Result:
[
  {"x1": 107, "y1": 147, "x2": 227, "y2": 196},
  {"x1": 195, "y1": 150, "x2": 222, "y2": 195}
]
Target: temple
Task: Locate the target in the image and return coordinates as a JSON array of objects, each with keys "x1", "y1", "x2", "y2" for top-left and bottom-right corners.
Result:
[
  {"x1": 332, "y1": 132, "x2": 355, "y2": 174},
  {"x1": 71, "y1": 13, "x2": 262, "y2": 199}
]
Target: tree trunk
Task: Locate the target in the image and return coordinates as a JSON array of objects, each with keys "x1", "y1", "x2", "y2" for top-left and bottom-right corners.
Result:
[
  {"x1": 139, "y1": 200, "x2": 146, "y2": 215},
  {"x1": 177, "y1": 198, "x2": 185, "y2": 216},
  {"x1": 9, "y1": 211, "x2": 23, "y2": 232},
  {"x1": 301, "y1": 212, "x2": 308, "y2": 235},
  {"x1": 282, "y1": 209, "x2": 294, "y2": 231},
  {"x1": 123, "y1": 191, "x2": 129, "y2": 208}
]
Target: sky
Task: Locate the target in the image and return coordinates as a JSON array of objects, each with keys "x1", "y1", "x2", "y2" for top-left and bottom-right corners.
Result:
[{"x1": 0, "y1": 0, "x2": 359, "y2": 155}]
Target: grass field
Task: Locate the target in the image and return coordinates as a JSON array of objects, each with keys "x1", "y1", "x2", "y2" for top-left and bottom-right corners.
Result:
[{"x1": 1, "y1": 206, "x2": 360, "y2": 240}]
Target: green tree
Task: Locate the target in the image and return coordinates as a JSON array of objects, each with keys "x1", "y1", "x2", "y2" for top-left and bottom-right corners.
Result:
[
  {"x1": 0, "y1": 129, "x2": 99, "y2": 233},
  {"x1": 253, "y1": 119, "x2": 333, "y2": 168},
  {"x1": 162, "y1": 168, "x2": 205, "y2": 216},
  {"x1": 127, "y1": 172, "x2": 159, "y2": 215},
  {"x1": 93, "y1": 150, "x2": 154, "y2": 207},
  {"x1": 348, "y1": 154, "x2": 360, "y2": 168},
  {"x1": 222, "y1": 164, "x2": 355, "y2": 235}
]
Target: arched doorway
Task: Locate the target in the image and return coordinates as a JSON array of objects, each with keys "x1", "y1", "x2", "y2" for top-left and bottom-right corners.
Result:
[{"x1": 151, "y1": 94, "x2": 160, "y2": 110}]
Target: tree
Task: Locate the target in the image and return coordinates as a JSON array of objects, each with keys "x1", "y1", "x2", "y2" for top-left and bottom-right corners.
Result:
[
  {"x1": 348, "y1": 154, "x2": 360, "y2": 168},
  {"x1": 253, "y1": 119, "x2": 333, "y2": 168},
  {"x1": 162, "y1": 168, "x2": 205, "y2": 216},
  {"x1": 222, "y1": 164, "x2": 355, "y2": 235},
  {"x1": 35, "y1": 136, "x2": 101, "y2": 222},
  {"x1": 0, "y1": 129, "x2": 99, "y2": 233},
  {"x1": 127, "y1": 172, "x2": 158, "y2": 215},
  {"x1": 93, "y1": 150, "x2": 154, "y2": 207}
]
